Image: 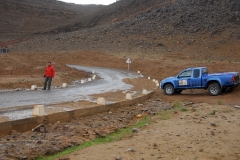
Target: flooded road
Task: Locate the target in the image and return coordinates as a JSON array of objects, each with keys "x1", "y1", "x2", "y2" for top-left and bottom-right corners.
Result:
[{"x1": 0, "y1": 65, "x2": 140, "y2": 110}]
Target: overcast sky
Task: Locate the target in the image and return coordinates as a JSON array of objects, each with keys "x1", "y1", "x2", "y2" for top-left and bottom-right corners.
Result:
[{"x1": 58, "y1": 0, "x2": 116, "y2": 5}]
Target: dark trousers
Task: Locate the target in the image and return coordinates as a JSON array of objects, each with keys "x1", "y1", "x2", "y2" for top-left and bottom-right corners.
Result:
[{"x1": 43, "y1": 77, "x2": 52, "y2": 90}]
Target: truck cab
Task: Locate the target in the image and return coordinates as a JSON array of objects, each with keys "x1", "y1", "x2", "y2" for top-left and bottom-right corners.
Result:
[{"x1": 172, "y1": 67, "x2": 208, "y2": 89}]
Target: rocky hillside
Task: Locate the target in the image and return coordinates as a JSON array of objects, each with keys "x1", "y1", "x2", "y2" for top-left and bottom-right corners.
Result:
[
  {"x1": 0, "y1": 0, "x2": 105, "y2": 43},
  {"x1": 88, "y1": 0, "x2": 174, "y2": 26},
  {"x1": 2, "y1": 0, "x2": 240, "y2": 61}
]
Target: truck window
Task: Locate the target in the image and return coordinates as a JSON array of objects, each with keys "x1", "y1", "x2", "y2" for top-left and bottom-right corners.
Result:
[
  {"x1": 202, "y1": 68, "x2": 208, "y2": 74},
  {"x1": 179, "y1": 70, "x2": 192, "y2": 78},
  {"x1": 193, "y1": 69, "x2": 200, "y2": 78}
]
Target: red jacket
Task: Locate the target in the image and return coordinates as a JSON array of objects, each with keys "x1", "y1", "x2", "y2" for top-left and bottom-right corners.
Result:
[{"x1": 45, "y1": 65, "x2": 55, "y2": 78}]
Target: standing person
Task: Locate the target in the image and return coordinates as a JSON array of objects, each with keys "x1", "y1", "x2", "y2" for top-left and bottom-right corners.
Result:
[{"x1": 43, "y1": 62, "x2": 55, "y2": 90}]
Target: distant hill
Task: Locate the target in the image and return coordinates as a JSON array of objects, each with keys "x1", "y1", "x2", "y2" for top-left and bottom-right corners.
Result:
[
  {"x1": 1, "y1": 0, "x2": 240, "y2": 60},
  {"x1": 0, "y1": 0, "x2": 105, "y2": 43}
]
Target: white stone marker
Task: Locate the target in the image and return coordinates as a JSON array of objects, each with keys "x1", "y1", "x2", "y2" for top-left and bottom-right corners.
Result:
[
  {"x1": 142, "y1": 89, "x2": 147, "y2": 95},
  {"x1": 31, "y1": 85, "x2": 37, "y2": 90},
  {"x1": 32, "y1": 105, "x2": 45, "y2": 116},
  {"x1": 97, "y1": 97, "x2": 106, "y2": 105},
  {"x1": 126, "y1": 93, "x2": 132, "y2": 100},
  {"x1": 62, "y1": 83, "x2": 67, "y2": 88}
]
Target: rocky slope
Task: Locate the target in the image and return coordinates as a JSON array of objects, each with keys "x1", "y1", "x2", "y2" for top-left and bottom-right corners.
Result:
[
  {"x1": 0, "y1": 0, "x2": 104, "y2": 43},
  {"x1": 4, "y1": 0, "x2": 240, "y2": 61}
]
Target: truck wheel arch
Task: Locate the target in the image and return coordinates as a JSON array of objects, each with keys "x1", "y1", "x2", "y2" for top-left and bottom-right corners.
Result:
[
  {"x1": 207, "y1": 80, "x2": 221, "y2": 88},
  {"x1": 163, "y1": 82, "x2": 174, "y2": 88}
]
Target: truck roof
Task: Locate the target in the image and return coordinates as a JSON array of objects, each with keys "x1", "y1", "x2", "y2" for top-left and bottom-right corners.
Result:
[{"x1": 184, "y1": 67, "x2": 207, "y2": 70}]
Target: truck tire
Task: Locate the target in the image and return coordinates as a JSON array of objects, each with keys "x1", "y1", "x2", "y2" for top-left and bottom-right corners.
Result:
[
  {"x1": 208, "y1": 83, "x2": 221, "y2": 96},
  {"x1": 164, "y1": 84, "x2": 174, "y2": 95}
]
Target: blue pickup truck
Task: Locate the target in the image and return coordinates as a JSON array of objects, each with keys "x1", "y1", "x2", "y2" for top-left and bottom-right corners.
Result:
[{"x1": 160, "y1": 67, "x2": 239, "y2": 96}]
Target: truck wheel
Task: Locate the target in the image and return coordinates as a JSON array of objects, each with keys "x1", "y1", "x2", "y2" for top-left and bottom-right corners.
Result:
[
  {"x1": 175, "y1": 90, "x2": 182, "y2": 94},
  {"x1": 208, "y1": 83, "x2": 221, "y2": 96},
  {"x1": 164, "y1": 84, "x2": 174, "y2": 95}
]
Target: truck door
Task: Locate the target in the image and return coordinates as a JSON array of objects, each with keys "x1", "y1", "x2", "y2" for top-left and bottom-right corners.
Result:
[
  {"x1": 174, "y1": 69, "x2": 192, "y2": 88},
  {"x1": 190, "y1": 69, "x2": 202, "y2": 88}
]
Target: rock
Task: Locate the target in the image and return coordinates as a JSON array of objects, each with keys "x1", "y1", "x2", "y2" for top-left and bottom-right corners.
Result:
[
  {"x1": 87, "y1": 130, "x2": 96, "y2": 135},
  {"x1": 141, "y1": 108, "x2": 148, "y2": 112},
  {"x1": 210, "y1": 122, "x2": 216, "y2": 127},
  {"x1": 191, "y1": 108, "x2": 196, "y2": 112},
  {"x1": 183, "y1": 102, "x2": 193, "y2": 106},
  {"x1": 209, "y1": 110, "x2": 215, "y2": 115},
  {"x1": 102, "y1": 117, "x2": 108, "y2": 121},
  {"x1": 149, "y1": 111, "x2": 157, "y2": 115},
  {"x1": 53, "y1": 147, "x2": 61, "y2": 152},
  {"x1": 153, "y1": 143, "x2": 158, "y2": 148},
  {"x1": 221, "y1": 115, "x2": 227, "y2": 120},
  {"x1": 116, "y1": 156, "x2": 121, "y2": 160},
  {"x1": 32, "y1": 124, "x2": 47, "y2": 133},
  {"x1": 211, "y1": 131, "x2": 215, "y2": 135},
  {"x1": 95, "y1": 131, "x2": 106, "y2": 138},
  {"x1": 234, "y1": 105, "x2": 240, "y2": 109},
  {"x1": 126, "y1": 148, "x2": 136, "y2": 152},
  {"x1": 14, "y1": 88, "x2": 23, "y2": 91},
  {"x1": 118, "y1": 123, "x2": 126, "y2": 128},
  {"x1": 45, "y1": 147, "x2": 60, "y2": 155},
  {"x1": 63, "y1": 125, "x2": 70, "y2": 130},
  {"x1": 132, "y1": 128, "x2": 140, "y2": 133},
  {"x1": 118, "y1": 118, "x2": 123, "y2": 121},
  {"x1": 18, "y1": 156, "x2": 28, "y2": 160}
]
